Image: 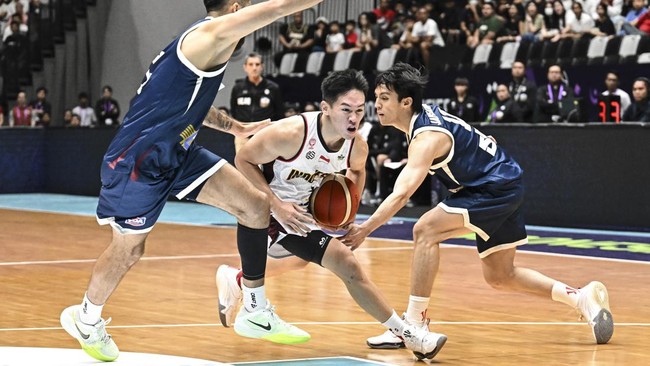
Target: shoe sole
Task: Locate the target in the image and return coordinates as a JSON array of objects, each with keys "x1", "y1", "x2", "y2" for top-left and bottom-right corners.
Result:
[
  {"x1": 366, "y1": 340, "x2": 405, "y2": 349},
  {"x1": 587, "y1": 281, "x2": 614, "y2": 344},
  {"x1": 413, "y1": 335, "x2": 447, "y2": 360},
  {"x1": 234, "y1": 324, "x2": 311, "y2": 345},
  {"x1": 216, "y1": 265, "x2": 240, "y2": 328},
  {"x1": 59, "y1": 306, "x2": 118, "y2": 362}
]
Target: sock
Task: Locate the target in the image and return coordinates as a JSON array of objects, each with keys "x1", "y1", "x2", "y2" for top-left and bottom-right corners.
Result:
[
  {"x1": 405, "y1": 295, "x2": 429, "y2": 326},
  {"x1": 237, "y1": 223, "x2": 268, "y2": 281},
  {"x1": 242, "y1": 283, "x2": 267, "y2": 312},
  {"x1": 382, "y1": 311, "x2": 405, "y2": 337},
  {"x1": 79, "y1": 293, "x2": 103, "y2": 325},
  {"x1": 551, "y1": 281, "x2": 580, "y2": 307}
]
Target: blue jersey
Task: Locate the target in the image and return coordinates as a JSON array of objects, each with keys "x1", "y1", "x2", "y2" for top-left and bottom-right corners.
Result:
[
  {"x1": 409, "y1": 104, "x2": 522, "y2": 191},
  {"x1": 103, "y1": 17, "x2": 226, "y2": 180}
]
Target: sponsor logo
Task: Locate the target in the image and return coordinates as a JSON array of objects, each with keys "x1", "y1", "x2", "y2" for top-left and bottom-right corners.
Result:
[
  {"x1": 74, "y1": 321, "x2": 91, "y2": 340},
  {"x1": 237, "y1": 96, "x2": 252, "y2": 105},
  {"x1": 248, "y1": 320, "x2": 272, "y2": 331},
  {"x1": 306, "y1": 151, "x2": 316, "y2": 160},
  {"x1": 319, "y1": 155, "x2": 330, "y2": 163},
  {"x1": 319, "y1": 237, "x2": 327, "y2": 247},
  {"x1": 286, "y1": 169, "x2": 329, "y2": 183},
  {"x1": 308, "y1": 138, "x2": 316, "y2": 149},
  {"x1": 125, "y1": 217, "x2": 146, "y2": 227},
  {"x1": 337, "y1": 154, "x2": 345, "y2": 161},
  {"x1": 179, "y1": 125, "x2": 198, "y2": 150}
]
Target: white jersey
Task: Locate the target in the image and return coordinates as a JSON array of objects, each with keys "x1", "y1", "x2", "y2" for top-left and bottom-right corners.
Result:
[{"x1": 269, "y1": 112, "x2": 355, "y2": 232}]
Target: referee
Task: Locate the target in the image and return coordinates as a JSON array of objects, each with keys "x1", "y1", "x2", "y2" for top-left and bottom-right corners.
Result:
[{"x1": 230, "y1": 52, "x2": 284, "y2": 152}]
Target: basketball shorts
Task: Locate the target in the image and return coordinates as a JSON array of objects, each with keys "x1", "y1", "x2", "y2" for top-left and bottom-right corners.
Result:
[
  {"x1": 438, "y1": 179, "x2": 528, "y2": 258},
  {"x1": 266, "y1": 217, "x2": 332, "y2": 266},
  {"x1": 96, "y1": 144, "x2": 227, "y2": 234}
]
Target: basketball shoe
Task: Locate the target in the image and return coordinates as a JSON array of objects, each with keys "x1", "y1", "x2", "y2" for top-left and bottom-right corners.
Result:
[
  {"x1": 402, "y1": 319, "x2": 448, "y2": 360},
  {"x1": 60, "y1": 305, "x2": 119, "y2": 362},
  {"x1": 577, "y1": 281, "x2": 614, "y2": 344},
  {"x1": 216, "y1": 264, "x2": 243, "y2": 327},
  {"x1": 367, "y1": 329, "x2": 405, "y2": 349},
  {"x1": 233, "y1": 302, "x2": 311, "y2": 344}
]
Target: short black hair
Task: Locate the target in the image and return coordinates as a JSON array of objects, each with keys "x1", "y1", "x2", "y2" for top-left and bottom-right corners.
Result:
[
  {"x1": 244, "y1": 52, "x2": 263, "y2": 63},
  {"x1": 634, "y1": 76, "x2": 650, "y2": 89},
  {"x1": 204, "y1": 0, "x2": 228, "y2": 12},
  {"x1": 102, "y1": 85, "x2": 113, "y2": 93},
  {"x1": 36, "y1": 86, "x2": 47, "y2": 94},
  {"x1": 454, "y1": 77, "x2": 469, "y2": 86},
  {"x1": 375, "y1": 62, "x2": 428, "y2": 113},
  {"x1": 321, "y1": 69, "x2": 369, "y2": 106}
]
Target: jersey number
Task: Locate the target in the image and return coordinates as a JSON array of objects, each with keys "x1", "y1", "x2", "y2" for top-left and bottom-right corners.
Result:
[
  {"x1": 137, "y1": 51, "x2": 165, "y2": 95},
  {"x1": 439, "y1": 109, "x2": 497, "y2": 156}
]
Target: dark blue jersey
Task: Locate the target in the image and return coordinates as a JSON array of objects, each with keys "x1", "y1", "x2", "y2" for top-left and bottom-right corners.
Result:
[
  {"x1": 408, "y1": 104, "x2": 522, "y2": 191},
  {"x1": 103, "y1": 17, "x2": 227, "y2": 180}
]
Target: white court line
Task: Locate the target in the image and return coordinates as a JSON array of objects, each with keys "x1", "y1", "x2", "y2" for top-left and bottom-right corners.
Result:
[{"x1": 1, "y1": 320, "x2": 648, "y2": 332}]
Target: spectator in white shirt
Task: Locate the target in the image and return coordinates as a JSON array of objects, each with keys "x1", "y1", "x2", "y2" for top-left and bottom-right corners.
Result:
[
  {"x1": 72, "y1": 92, "x2": 97, "y2": 127},
  {"x1": 602, "y1": 71, "x2": 631, "y2": 116},
  {"x1": 560, "y1": 1, "x2": 594, "y2": 39},
  {"x1": 410, "y1": 6, "x2": 444, "y2": 67},
  {"x1": 325, "y1": 21, "x2": 345, "y2": 53}
]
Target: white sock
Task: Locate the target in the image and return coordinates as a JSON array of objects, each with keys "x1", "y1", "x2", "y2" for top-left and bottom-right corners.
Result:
[
  {"x1": 405, "y1": 295, "x2": 429, "y2": 326},
  {"x1": 551, "y1": 281, "x2": 580, "y2": 308},
  {"x1": 242, "y1": 283, "x2": 267, "y2": 312},
  {"x1": 382, "y1": 311, "x2": 405, "y2": 337},
  {"x1": 79, "y1": 293, "x2": 103, "y2": 325}
]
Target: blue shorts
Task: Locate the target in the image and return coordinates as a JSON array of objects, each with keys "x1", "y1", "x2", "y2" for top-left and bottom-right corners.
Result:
[
  {"x1": 96, "y1": 144, "x2": 226, "y2": 233},
  {"x1": 438, "y1": 179, "x2": 528, "y2": 258}
]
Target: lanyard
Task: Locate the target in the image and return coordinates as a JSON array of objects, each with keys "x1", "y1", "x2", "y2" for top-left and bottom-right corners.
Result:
[{"x1": 548, "y1": 84, "x2": 564, "y2": 103}]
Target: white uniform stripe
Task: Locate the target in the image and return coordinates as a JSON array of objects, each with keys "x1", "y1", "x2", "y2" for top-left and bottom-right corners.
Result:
[{"x1": 185, "y1": 76, "x2": 203, "y2": 114}]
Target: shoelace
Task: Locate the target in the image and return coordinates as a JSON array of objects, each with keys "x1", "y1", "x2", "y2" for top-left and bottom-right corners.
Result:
[{"x1": 95, "y1": 317, "x2": 113, "y2": 343}]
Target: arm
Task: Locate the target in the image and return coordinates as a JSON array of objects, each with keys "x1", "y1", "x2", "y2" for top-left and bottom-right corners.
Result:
[
  {"x1": 202, "y1": 106, "x2": 271, "y2": 137},
  {"x1": 345, "y1": 137, "x2": 369, "y2": 203},
  {"x1": 342, "y1": 131, "x2": 452, "y2": 249},
  {"x1": 235, "y1": 117, "x2": 315, "y2": 235},
  {"x1": 182, "y1": 0, "x2": 324, "y2": 69}
]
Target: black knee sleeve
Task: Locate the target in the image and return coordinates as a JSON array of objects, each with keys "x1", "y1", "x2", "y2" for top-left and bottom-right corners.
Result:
[{"x1": 237, "y1": 223, "x2": 268, "y2": 281}]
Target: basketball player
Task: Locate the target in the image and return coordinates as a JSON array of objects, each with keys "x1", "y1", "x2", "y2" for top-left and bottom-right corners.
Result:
[
  {"x1": 342, "y1": 63, "x2": 614, "y2": 348},
  {"x1": 59, "y1": 0, "x2": 325, "y2": 361},
  {"x1": 210, "y1": 70, "x2": 447, "y2": 359}
]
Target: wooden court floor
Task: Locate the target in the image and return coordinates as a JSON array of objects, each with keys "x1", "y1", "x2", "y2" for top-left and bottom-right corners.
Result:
[{"x1": 1, "y1": 209, "x2": 648, "y2": 365}]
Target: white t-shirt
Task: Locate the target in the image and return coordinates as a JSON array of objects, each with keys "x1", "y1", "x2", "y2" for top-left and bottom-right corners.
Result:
[
  {"x1": 568, "y1": 12, "x2": 595, "y2": 34},
  {"x1": 72, "y1": 106, "x2": 97, "y2": 127},
  {"x1": 411, "y1": 18, "x2": 445, "y2": 47},
  {"x1": 326, "y1": 32, "x2": 345, "y2": 52}
]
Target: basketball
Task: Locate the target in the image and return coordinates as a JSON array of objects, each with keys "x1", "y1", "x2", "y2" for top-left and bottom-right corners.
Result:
[{"x1": 309, "y1": 174, "x2": 360, "y2": 228}]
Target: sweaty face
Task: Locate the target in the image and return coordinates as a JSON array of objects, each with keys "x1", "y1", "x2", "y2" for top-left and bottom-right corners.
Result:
[
  {"x1": 326, "y1": 89, "x2": 366, "y2": 140},
  {"x1": 243, "y1": 57, "x2": 263, "y2": 79},
  {"x1": 374, "y1": 84, "x2": 402, "y2": 127}
]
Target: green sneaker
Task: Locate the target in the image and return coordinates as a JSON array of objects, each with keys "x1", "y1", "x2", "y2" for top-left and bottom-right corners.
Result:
[
  {"x1": 233, "y1": 302, "x2": 310, "y2": 344},
  {"x1": 60, "y1": 305, "x2": 119, "y2": 362}
]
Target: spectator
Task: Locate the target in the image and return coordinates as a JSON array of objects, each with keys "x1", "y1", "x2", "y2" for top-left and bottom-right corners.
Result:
[
  {"x1": 95, "y1": 85, "x2": 120, "y2": 127},
  {"x1": 447, "y1": 77, "x2": 481, "y2": 123},
  {"x1": 559, "y1": 1, "x2": 595, "y2": 39},
  {"x1": 325, "y1": 21, "x2": 345, "y2": 53},
  {"x1": 9, "y1": 90, "x2": 31, "y2": 126},
  {"x1": 438, "y1": 0, "x2": 463, "y2": 44},
  {"x1": 622, "y1": 2, "x2": 650, "y2": 35},
  {"x1": 509, "y1": 60, "x2": 537, "y2": 122},
  {"x1": 469, "y1": 1, "x2": 505, "y2": 48},
  {"x1": 520, "y1": 0, "x2": 546, "y2": 42},
  {"x1": 274, "y1": 11, "x2": 313, "y2": 67},
  {"x1": 488, "y1": 84, "x2": 516, "y2": 123},
  {"x1": 412, "y1": 6, "x2": 445, "y2": 66},
  {"x1": 622, "y1": 77, "x2": 650, "y2": 122},
  {"x1": 2, "y1": 14, "x2": 26, "y2": 41},
  {"x1": 356, "y1": 12, "x2": 381, "y2": 52},
  {"x1": 590, "y1": 2, "x2": 616, "y2": 37},
  {"x1": 497, "y1": 3, "x2": 522, "y2": 43},
  {"x1": 230, "y1": 52, "x2": 283, "y2": 152},
  {"x1": 461, "y1": 0, "x2": 481, "y2": 47},
  {"x1": 536, "y1": 64, "x2": 576, "y2": 122},
  {"x1": 364, "y1": 123, "x2": 408, "y2": 206},
  {"x1": 302, "y1": 101, "x2": 318, "y2": 112},
  {"x1": 28, "y1": 86, "x2": 51, "y2": 126},
  {"x1": 343, "y1": 20, "x2": 358, "y2": 49},
  {"x1": 602, "y1": 71, "x2": 632, "y2": 118},
  {"x1": 624, "y1": 0, "x2": 648, "y2": 24},
  {"x1": 542, "y1": 0, "x2": 569, "y2": 41},
  {"x1": 373, "y1": 0, "x2": 396, "y2": 33},
  {"x1": 72, "y1": 92, "x2": 97, "y2": 127},
  {"x1": 67, "y1": 113, "x2": 81, "y2": 128},
  {"x1": 311, "y1": 16, "x2": 328, "y2": 52},
  {"x1": 62, "y1": 109, "x2": 73, "y2": 126}
]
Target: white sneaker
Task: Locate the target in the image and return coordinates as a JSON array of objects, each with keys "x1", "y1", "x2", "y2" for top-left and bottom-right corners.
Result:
[
  {"x1": 366, "y1": 330, "x2": 405, "y2": 349},
  {"x1": 216, "y1": 264, "x2": 242, "y2": 328},
  {"x1": 233, "y1": 302, "x2": 311, "y2": 344},
  {"x1": 60, "y1": 305, "x2": 119, "y2": 362},
  {"x1": 402, "y1": 319, "x2": 447, "y2": 360},
  {"x1": 577, "y1": 281, "x2": 614, "y2": 344}
]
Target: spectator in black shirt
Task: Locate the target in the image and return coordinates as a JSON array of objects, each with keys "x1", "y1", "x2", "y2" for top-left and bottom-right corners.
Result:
[
  {"x1": 231, "y1": 52, "x2": 283, "y2": 152},
  {"x1": 508, "y1": 60, "x2": 537, "y2": 122},
  {"x1": 28, "y1": 86, "x2": 52, "y2": 127},
  {"x1": 95, "y1": 85, "x2": 120, "y2": 127},
  {"x1": 447, "y1": 77, "x2": 480, "y2": 123},
  {"x1": 622, "y1": 77, "x2": 650, "y2": 122}
]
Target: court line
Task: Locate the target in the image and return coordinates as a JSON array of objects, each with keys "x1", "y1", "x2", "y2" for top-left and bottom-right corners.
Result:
[
  {"x1": 234, "y1": 356, "x2": 394, "y2": 365},
  {"x1": 1, "y1": 320, "x2": 648, "y2": 332}
]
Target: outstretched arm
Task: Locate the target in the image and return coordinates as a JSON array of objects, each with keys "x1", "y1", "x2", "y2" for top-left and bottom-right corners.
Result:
[{"x1": 202, "y1": 106, "x2": 271, "y2": 137}]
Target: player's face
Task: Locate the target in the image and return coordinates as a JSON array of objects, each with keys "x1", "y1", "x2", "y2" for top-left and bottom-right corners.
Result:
[
  {"x1": 374, "y1": 84, "x2": 403, "y2": 127},
  {"x1": 326, "y1": 89, "x2": 366, "y2": 140},
  {"x1": 243, "y1": 57, "x2": 263, "y2": 79}
]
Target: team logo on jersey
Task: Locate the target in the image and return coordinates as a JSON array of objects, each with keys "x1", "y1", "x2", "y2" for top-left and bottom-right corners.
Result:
[
  {"x1": 306, "y1": 151, "x2": 316, "y2": 160},
  {"x1": 180, "y1": 125, "x2": 198, "y2": 150},
  {"x1": 308, "y1": 138, "x2": 316, "y2": 150},
  {"x1": 337, "y1": 154, "x2": 345, "y2": 161},
  {"x1": 319, "y1": 155, "x2": 330, "y2": 163},
  {"x1": 286, "y1": 169, "x2": 328, "y2": 183},
  {"x1": 125, "y1": 217, "x2": 146, "y2": 227}
]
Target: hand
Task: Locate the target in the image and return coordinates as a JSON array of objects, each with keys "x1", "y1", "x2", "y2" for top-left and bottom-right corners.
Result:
[
  {"x1": 271, "y1": 199, "x2": 315, "y2": 237},
  {"x1": 340, "y1": 223, "x2": 370, "y2": 251}
]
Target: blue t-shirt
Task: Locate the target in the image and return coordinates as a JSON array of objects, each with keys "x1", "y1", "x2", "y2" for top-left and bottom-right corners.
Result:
[
  {"x1": 103, "y1": 17, "x2": 227, "y2": 180},
  {"x1": 408, "y1": 104, "x2": 522, "y2": 191}
]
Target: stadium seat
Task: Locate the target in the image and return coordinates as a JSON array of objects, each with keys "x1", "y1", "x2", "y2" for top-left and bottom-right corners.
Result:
[
  {"x1": 526, "y1": 41, "x2": 545, "y2": 69},
  {"x1": 638, "y1": 52, "x2": 650, "y2": 64},
  {"x1": 333, "y1": 49, "x2": 355, "y2": 71},
  {"x1": 499, "y1": 42, "x2": 520, "y2": 69},
  {"x1": 471, "y1": 43, "x2": 492, "y2": 69},
  {"x1": 618, "y1": 35, "x2": 642, "y2": 64},
  {"x1": 514, "y1": 40, "x2": 532, "y2": 62},
  {"x1": 456, "y1": 46, "x2": 475, "y2": 71},
  {"x1": 305, "y1": 52, "x2": 325, "y2": 76},
  {"x1": 570, "y1": 37, "x2": 591, "y2": 66},
  {"x1": 376, "y1": 48, "x2": 398, "y2": 72},
  {"x1": 485, "y1": 42, "x2": 503, "y2": 69},
  {"x1": 602, "y1": 36, "x2": 623, "y2": 65},
  {"x1": 279, "y1": 53, "x2": 298, "y2": 75},
  {"x1": 585, "y1": 36, "x2": 609, "y2": 66},
  {"x1": 319, "y1": 52, "x2": 336, "y2": 76},
  {"x1": 555, "y1": 38, "x2": 574, "y2": 67},
  {"x1": 540, "y1": 41, "x2": 559, "y2": 68}
]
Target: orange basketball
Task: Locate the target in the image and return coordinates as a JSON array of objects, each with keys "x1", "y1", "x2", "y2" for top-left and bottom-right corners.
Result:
[{"x1": 309, "y1": 174, "x2": 360, "y2": 228}]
